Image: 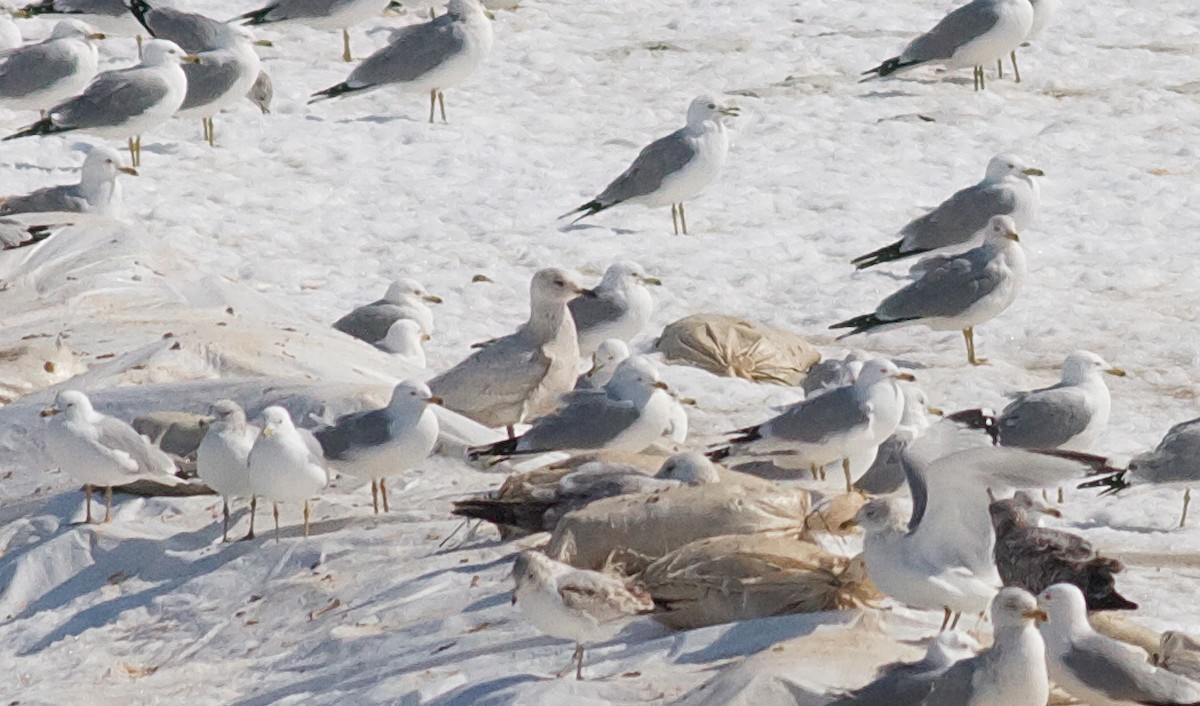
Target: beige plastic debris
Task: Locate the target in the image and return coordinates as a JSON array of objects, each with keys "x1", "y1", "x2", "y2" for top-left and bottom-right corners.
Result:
[
  {"x1": 639, "y1": 531, "x2": 880, "y2": 630},
  {"x1": 547, "y1": 482, "x2": 811, "y2": 573},
  {"x1": 804, "y1": 491, "x2": 870, "y2": 537},
  {"x1": 654, "y1": 313, "x2": 820, "y2": 385},
  {"x1": 0, "y1": 334, "x2": 85, "y2": 406}
]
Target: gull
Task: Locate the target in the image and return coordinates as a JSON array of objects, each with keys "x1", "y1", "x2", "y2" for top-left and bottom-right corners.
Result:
[
  {"x1": 854, "y1": 383, "x2": 943, "y2": 495},
  {"x1": 14, "y1": 0, "x2": 143, "y2": 39},
  {"x1": 1080, "y1": 416, "x2": 1200, "y2": 528},
  {"x1": 561, "y1": 95, "x2": 738, "y2": 235},
  {"x1": 861, "y1": 0, "x2": 1034, "y2": 90},
  {"x1": 4, "y1": 39, "x2": 198, "y2": 167},
  {"x1": 308, "y1": 0, "x2": 493, "y2": 123},
  {"x1": 989, "y1": 492, "x2": 1137, "y2": 611},
  {"x1": 128, "y1": 0, "x2": 243, "y2": 53},
  {"x1": 922, "y1": 587, "x2": 1049, "y2": 705},
  {"x1": 511, "y1": 550, "x2": 653, "y2": 680},
  {"x1": 467, "y1": 355, "x2": 676, "y2": 459},
  {"x1": 0, "y1": 20, "x2": 103, "y2": 115},
  {"x1": 453, "y1": 451, "x2": 719, "y2": 535},
  {"x1": 832, "y1": 215, "x2": 1027, "y2": 366},
  {"x1": 0, "y1": 17, "x2": 21, "y2": 51},
  {"x1": 314, "y1": 381, "x2": 440, "y2": 514},
  {"x1": 0, "y1": 145, "x2": 137, "y2": 221},
  {"x1": 828, "y1": 631, "x2": 980, "y2": 705},
  {"x1": 246, "y1": 69, "x2": 273, "y2": 113},
  {"x1": 235, "y1": 0, "x2": 391, "y2": 62},
  {"x1": 1003, "y1": 0, "x2": 1060, "y2": 80},
  {"x1": 1039, "y1": 583, "x2": 1200, "y2": 706},
  {"x1": 247, "y1": 406, "x2": 328, "y2": 541},
  {"x1": 852, "y1": 154, "x2": 1042, "y2": 270},
  {"x1": 1158, "y1": 631, "x2": 1200, "y2": 684},
  {"x1": 333, "y1": 278, "x2": 441, "y2": 342},
  {"x1": 377, "y1": 319, "x2": 428, "y2": 368},
  {"x1": 175, "y1": 25, "x2": 263, "y2": 147},
  {"x1": 801, "y1": 351, "x2": 867, "y2": 398},
  {"x1": 429, "y1": 268, "x2": 592, "y2": 437},
  {"x1": 0, "y1": 220, "x2": 57, "y2": 250},
  {"x1": 709, "y1": 358, "x2": 912, "y2": 492},
  {"x1": 569, "y1": 261, "x2": 660, "y2": 358},
  {"x1": 574, "y1": 338, "x2": 630, "y2": 391},
  {"x1": 40, "y1": 390, "x2": 177, "y2": 523},
  {"x1": 196, "y1": 400, "x2": 258, "y2": 542},
  {"x1": 948, "y1": 350, "x2": 1126, "y2": 451}
]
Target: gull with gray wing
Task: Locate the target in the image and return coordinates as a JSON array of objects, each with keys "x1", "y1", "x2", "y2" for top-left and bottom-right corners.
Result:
[
  {"x1": 0, "y1": 20, "x2": 102, "y2": 114},
  {"x1": 0, "y1": 145, "x2": 136, "y2": 223},
  {"x1": 236, "y1": 0, "x2": 391, "y2": 62},
  {"x1": 196, "y1": 400, "x2": 258, "y2": 541},
  {"x1": 334, "y1": 277, "x2": 441, "y2": 342},
  {"x1": 569, "y1": 261, "x2": 660, "y2": 358}
]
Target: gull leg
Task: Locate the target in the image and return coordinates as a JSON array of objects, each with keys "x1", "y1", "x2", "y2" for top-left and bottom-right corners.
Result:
[
  {"x1": 1181, "y1": 488, "x2": 1192, "y2": 529},
  {"x1": 381, "y1": 477, "x2": 390, "y2": 512},
  {"x1": 273, "y1": 502, "x2": 280, "y2": 544},
  {"x1": 670, "y1": 204, "x2": 679, "y2": 235},
  {"x1": 950, "y1": 611, "x2": 962, "y2": 630},
  {"x1": 207, "y1": 117, "x2": 216, "y2": 147},
  {"x1": 127, "y1": 137, "x2": 137, "y2": 168},
  {"x1": 341, "y1": 28, "x2": 352, "y2": 62},
  {"x1": 996, "y1": 58, "x2": 1003, "y2": 79},
  {"x1": 222, "y1": 498, "x2": 230, "y2": 542},
  {"x1": 506, "y1": 425, "x2": 516, "y2": 440},
  {"x1": 243, "y1": 496, "x2": 257, "y2": 540},
  {"x1": 575, "y1": 643, "x2": 585, "y2": 680},
  {"x1": 371, "y1": 479, "x2": 379, "y2": 514},
  {"x1": 437, "y1": 90, "x2": 446, "y2": 123},
  {"x1": 678, "y1": 202, "x2": 688, "y2": 235},
  {"x1": 963, "y1": 327, "x2": 986, "y2": 366},
  {"x1": 1011, "y1": 50, "x2": 1021, "y2": 83},
  {"x1": 940, "y1": 607, "x2": 952, "y2": 632},
  {"x1": 842, "y1": 457, "x2": 853, "y2": 494},
  {"x1": 104, "y1": 486, "x2": 113, "y2": 523},
  {"x1": 810, "y1": 464, "x2": 820, "y2": 480},
  {"x1": 429, "y1": 89, "x2": 436, "y2": 123},
  {"x1": 137, "y1": 34, "x2": 143, "y2": 59},
  {"x1": 84, "y1": 485, "x2": 94, "y2": 524},
  {"x1": 303, "y1": 500, "x2": 311, "y2": 537},
  {"x1": 1057, "y1": 486, "x2": 1064, "y2": 504}
]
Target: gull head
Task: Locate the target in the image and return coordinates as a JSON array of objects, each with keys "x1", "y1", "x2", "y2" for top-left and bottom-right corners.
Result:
[
  {"x1": 925, "y1": 631, "x2": 981, "y2": 669},
  {"x1": 608, "y1": 355, "x2": 668, "y2": 396},
  {"x1": 687, "y1": 95, "x2": 740, "y2": 127},
  {"x1": 842, "y1": 497, "x2": 904, "y2": 533},
  {"x1": 986, "y1": 154, "x2": 1044, "y2": 182},
  {"x1": 1061, "y1": 350, "x2": 1125, "y2": 384},
  {"x1": 209, "y1": 399, "x2": 248, "y2": 428},
  {"x1": 654, "y1": 451, "x2": 720, "y2": 485},
  {"x1": 385, "y1": 278, "x2": 441, "y2": 305},
  {"x1": 984, "y1": 215, "x2": 1021, "y2": 243},
  {"x1": 81, "y1": 145, "x2": 137, "y2": 184},
  {"x1": 383, "y1": 319, "x2": 428, "y2": 353},
  {"x1": 601, "y1": 261, "x2": 662, "y2": 289},
  {"x1": 388, "y1": 379, "x2": 442, "y2": 408},
  {"x1": 142, "y1": 39, "x2": 200, "y2": 66},
  {"x1": 258, "y1": 406, "x2": 294, "y2": 439},
  {"x1": 51, "y1": 19, "x2": 104, "y2": 41},
  {"x1": 1037, "y1": 583, "x2": 1089, "y2": 631},
  {"x1": 531, "y1": 267, "x2": 593, "y2": 305},
  {"x1": 447, "y1": 0, "x2": 485, "y2": 19},
  {"x1": 511, "y1": 550, "x2": 554, "y2": 600},
  {"x1": 855, "y1": 359, "x2": 916, "y2": 388},
  {"x1": 993, "y1": 587, "x2": 1045, "y2": 629},
  {"x1": 591, "y1": 339, "x2": 631, "y2": 370},
  {"x1": 900, "y1": 384, "x2": 942, "y2": 428},
  {"x1": 41, "y1": 389, "x2": 94, "y2": 420}
]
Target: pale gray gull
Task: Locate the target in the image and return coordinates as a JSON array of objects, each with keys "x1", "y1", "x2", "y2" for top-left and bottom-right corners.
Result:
[
  {"x1": 236, "y1": 0, "x2": 391, "y2": 62},
  {"x1": 196, "y1": 399, "x2": 258, "y2": 541},
  {"x1": 828, "y1": 631, "x2": 980, "y2": 705},
  {"x1": 0, "y1": 17, "x2": 21, "y2": 50},
  {"x1": 0, "y1": 145, "x2": 137, "y2": 221},
  {"x1": 377, "y1": 319, "x2": 428, "y2": 368},
  {"x1": 128, "y1": 0, "x2": 242, "y2": 52},
  {"x1": 14, "y1": 0, "x2": 143, "y2": 38},
  {"x1": 0, "y1": 20, "x2": 102, "y2": 114},
  {"x1": 333, "y1": 277, "x2": 441, "y2": 342},
  {"x1": 569, "y1": 261, "x2": 660, "y2": 358},
  {"x1": 247, "y1": 406, "x2": 328, "y2": 541},
  {"x1": 174, "y1": 26, "x2": 263, "y2": 147},
  {"x1": 246, "y1": 68, "x2": 273, "y2": 113},
  {"x1": 854, "y1": 383, "x2": 943, "y2": 494},
  {"x1": 801, "y1": 351, "x2": 867, "y2": 398},
  {"x1": 574, "y1": 338, "x2": 630, "y2": 391}
]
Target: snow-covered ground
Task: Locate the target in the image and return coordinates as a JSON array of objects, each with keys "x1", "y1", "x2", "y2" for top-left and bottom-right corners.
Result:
[{"x1": 2, "y1": 0, "x2": 1200, "y2": 702}]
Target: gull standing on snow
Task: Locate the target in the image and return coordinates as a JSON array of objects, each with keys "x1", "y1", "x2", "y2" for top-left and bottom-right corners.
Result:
[
  {"x1": 4, "y1": 39, "x2": 197, "y2": 167},
  {"x1": 1039, "y1": 584, "x2": 1200, "y2": 706},
  {"x1": 315, "y1": 381, "x2": 440, "y2": 514},
  {"x1": 562, "y1": 95, "x2": 739, "y2": 235},
  {"x1": 236, "y1": 0, "x2": 391, "y2": 62},
  {"x1": 569, "y1": 261, "x2": 660, "y2": 358},
  {"x1": 468, "y1": 356, "x2": 676, "y2": 459},
  {"x1": 0, "y1": 145, "x2": 136, "y2": 222},
  {"x1": 511, "y1": 550, "x2": 654, "y2": 680},
  {"x1": 832, "y1": 215, "x2": 1027, "y2": 366},
  {"x1": 128, "y1": 0, "x2": 242, "y2": 52},
  {"x1": 333, "y1": 278, "x2": 441, "y2": 342},
  {"x1": 196, "y1": 400, "x2": 258, "y2": 542},
  {"x1": 710, "y1": 358, "x2": 912, "y2": 492},
  {"x1": 861, "y1": 0, "x2": 1034, "y2": 90},
  {"x1": 852, "y1": 154, "x2": 1042, "y2": 270},
  {"x1": 247, "y1": 406, "x2": 328, "y2": 541},
  {"x1": 174, "y1": 25, "x2": 263, "y2": 147},
  {"x1": 377, "y1": 319, "x2": 428, "y2": 368},
  {"x1": 1003, "y1": 0, "x2": 1060, "y2": 80},
  {"x1": 13, "y1": 0, "x2": 143, "y2": 38},
  {"x1": 41, "y1": 390, "x2": 177, "y2": 523},
  {"x1": 429, "y1": 268, "x2": 592, "y2": 437},
  {"x1": 0, "y1": 20, "x2": 103, "y2": 115},
  {"x1": 308, "y1": 0, "x2": 493, "y2": 123},
  {"x1": 574, "y1": 338, "x2": 630, "y2": 391}
]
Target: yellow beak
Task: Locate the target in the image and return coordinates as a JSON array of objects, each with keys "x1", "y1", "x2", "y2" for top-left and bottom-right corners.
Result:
[
  {"x1": 182, "y1": 55, "x2": 202, "y2": 64},
  {"x1": 927, "y1": 406, "x2": 944, "y2": 417},
  {"x1": 427, "y1": 396, "x2": 444, "y2": 406},
  {"x1": 1105, "y1": 367, "x2": 1127, "y2": 377},
  {"x1": 1022, "y1": 167, "x2": 1045, "y2": 177},
  {"x1": 261, "y1": 427, "x2": 273, "y2": 438},
  {"x1": 119, "y1": 166, "x2": 138, "y2": 176},
  {"x1": 1023, "y1": 609, "x2": 1048, "y2": 623},
  {"x1": 423, "y1": 295, "x2": 443, "y2": 304},
  {"x1": 1005, "y1": 230, "x2": 1021, "y2": 242},
  {"x1": 40, "y1": 407, "x2": 60, "y2": 417},
  {"x1": 641, "y1": 276, "x2": 663, "y2": 286},
  {"x1": 895, "y1": 372, "x2": 916, "y2": 382}
]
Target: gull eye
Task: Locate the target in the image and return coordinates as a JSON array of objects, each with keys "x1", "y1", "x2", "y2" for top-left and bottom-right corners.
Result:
[{"x1": 707, "y1": 103, "x2": 716, "y2": 109}]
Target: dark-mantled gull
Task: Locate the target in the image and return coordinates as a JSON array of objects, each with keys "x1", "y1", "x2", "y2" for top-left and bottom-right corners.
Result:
[
  {"x1": 989, "y1": 492, "x2": 1137, "y2": 611},
  {"x1": 308, "y1": 0, "x2": 493, "y2": 122},
  {"x1": 574, "y1": 338, "x2": 630, "y2": 391},
  {"x1": 922, "y1": 588, "x2": 1049, "y2": 704},
  {"x1": 833, "y1": 214, "x2": 1027, "y2": 366},
  {"x1": 0, "y1": 220, "x2": 57, "y2": 250},
  {"x1": 176, "y1": 26, "x2": 263, "y2": 147},
  {"x1": 569, "y1": 261, "x2": 660, "y2": 358},
  {"x1": 4, "y1": 39, "x2": 197, "y2": 167},
  {"x1": 429, "y1": 268, "x2": 592, "y2": 436},
  {"x1": 236, "y1": 0, "x2": 391, "y2": 62},
  {"x1": 467, "y1": 355, "x2": 676, "y2": 459},
  {"x1": 0, "y1": 20, "x2": 103, "y2": 114},
  {"x1": 333, "y1": 277, "x2": 441, "y2": 342},
  {"x1": 828, "y1": 631, "x2": 979, "y2": 705},
  {"x1": 862, "y1": 0, "x2": 1034, "y2": 90},
  {"x1": 40, "y1": 390, "x2": 178, "y2": 524},
  {"x1": 247, "y1": 406, "x2": 328, "y2": 541},
  {"x1": 14, "y1": 0, "x2": 143, "y2": 38},
  {"x1": 1039, "y1": 583, "x2": 1200, "y2": 706},
  {"x1": 852, "y1": 154, "x2": 1042, "y2": 270},
  {"x1": 196, "y1": 400, "x2": 258, "y2": 542},
  {"x1": 314, "y1": 380, "x2": 440, "y2": 514},
  {"x1": 710, "y1": 358, "x2": 912, "y2": 492},
  {"x1": 511, "y1": 550, "x2": 654, "y2": 681},
  {"x1": 561, "y1": 95, "x2": 739, "y2": 236},
  {"x1": 377, "y1": 319, "x2": 428, "y2": 368},
  {"x1": 853, "y1": 383, "x2": 943, "y2": 495},
  {"x1": 0, "y1": 144, "x2": 137, "y2": 221}
]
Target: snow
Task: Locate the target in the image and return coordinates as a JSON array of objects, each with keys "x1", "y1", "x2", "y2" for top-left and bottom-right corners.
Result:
[{"x1": 1, "y1": 0, "x2": 1200, "y2": 702}]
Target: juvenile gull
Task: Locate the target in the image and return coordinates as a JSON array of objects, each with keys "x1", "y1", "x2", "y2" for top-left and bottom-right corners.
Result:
[
  {"x1": 710, "y1": 358, "x2": 912, "y2": 492},
  {"x1": 833, "y1": 215, "x2": 1027, "y2": 366},
  {"x1": 511, "y1": 550, "x2": 654, "y2": 680},
  {"x1": 561, "y1": 95, "x2": 738, "y2": 235},
  {"x1": 922, "y1": 587, "x2": 1049, "y2": 705},
  {"x1": 247, "y1": 406, "x2": 328, "y2": 541},
  {"x1": 861, "y1": 0, "x2": 1034, "y2": 90},
  {"x1": 989, "y1": 492, "x2": 1137, "y2": 611},
  {"x1": 1039, "y1": 584, "x2": 1200, "y2": 706},
  {"x1": 4, "y1": 39, "x2": 197, "y2": 167},
  {"x1": 854, "y1": 383, "x2": 942, "y2": 495},
  {"x1": 852, "y1": 154, "x2": 1042, "y2": 270},
  {"x1": 0, "y1": 145, "x2": 137, "y2": 221},
  {"x1": 574, "y1": 338, "x2": 630, "y2": 391},
  {"x1": 196, "y1": 400, "x2": 258, "y2": 542},
  {"x1": 308, "y1": 0, "x2": 493, "y2": 123},
  {"x1": 333, "y1": 277, "x2": 441, "y2": 342},
  {"x1": 41, "y1": 390, "x2": 177, "y2": 523},
  {"x1": 429, "y1": 268, "x2": 592, "y2": 436},
  {"x1": 828, "y1": 631, "x2": 979, "y2": 705},
  {"x1": 569, "y1": 261, "x2": 660, "y2": 358},
  {"x1": 14, "y1": 0, "x2": 143, "y2": 38},
  {"x1": 468, "y1": 356, "x2": 675, "y2": 459},
  {"x1": 0, "y1": 20, "x2": 102, "y2": 114},
  {"x1": 315, "y1": 381, "x2": 440, "y2": 514},
  {"x1": 377, "y1": 319, "x2": 428, "y2": 368},
  {"x1": 175, "y1": 25, "x2": 262, "y2": 147},
  {"x1": 236, "y1": 0, "x2": 391, "y2": 62}
]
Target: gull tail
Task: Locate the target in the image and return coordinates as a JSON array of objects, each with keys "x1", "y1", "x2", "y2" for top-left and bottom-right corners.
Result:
[
  {"x1": 309, "y1": 82, "x2": 367, "y2": 104},
  {"x1": 14, "y1": 0, "x2": 58, "y2": 18},
  {"x1": 946, "y1": 408, "x2": 1000, "y2": 445},
  {"x1": 860, "y1": 57, "x2": 922, "y2": 82},
  {"x1": 559, "y1": 199, "x2": 608, "y2": 225},
  {"x1": 4, "y1": 118, "x2": 67, "y2": 141},
  {"x1": 851, "y1": 240, "x2": 928, "y2": 270},
  {"x1": 234, "y1": 3, "x2": 280, "y2": 25},
  {"x1": 706, "y1": 424, "x2": 762, "y2": 460},
  {"x1": 2, "y1": 225, "x2": 56, "y2": 251},
  {"x1": 451, "y1": 497, "x2": 553, "y2": 532},
  {"x1": 829, "y1": 313, "x2": 913, "y2": 338},
  {"x1": 128, "y1": 0, "x2": 155, "y2": 34},
  {"x1": 467, "y1": 436, "x2": 522, "y2": 460},
  {"x1": 1077, "y1": 470, "x2": 1129, "y2": 496}
]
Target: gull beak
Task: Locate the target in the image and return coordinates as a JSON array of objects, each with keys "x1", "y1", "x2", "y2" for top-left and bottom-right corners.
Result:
[
  {"x1": 426, "y1": 396, "x2": 444, "y2": 406},
  {"x1": 719, "y1": 105, "x2": 741, "y2": 117},
  {"x1": 894, "y1": 372, "x2": 916, "y2": 382},
  {"x1": 118, "y1": 166, "x2": 138, "y2": 176},
  {"x1": 838, "y1": 518, "x2": 858, "y2": 530},
  {"x1": 423, "y1": 294, "x2": 443, "y2": 304},
  {"x1": 87, "y1": 32, "x2": 107, "y2": 40},
  {"x1": 653, "y1": 381, "x2": 670, "y2": 391},
  {"x1": 679, "y1": 396, "x2": 698, "y2": 406},
  {"x1": 641, "y1": 276, "x2": 663, "y2": 286},
  {"x1": 1022, "y1": 167, "x2": 1045, "y2": 177},
  {"x1": 421, "y1": 333, "x2": 432, "y2": 342},
  {"x1": 253, "y1": 39, "x2": 274, "y2": 47},
  {"x1": 1004, "y1": 230, "x2": 1021, "y2": 242},
  {"x1": 1105, "y1": 367, "x2": 1127, "y2": 377},
  {"x1": 1040, "y1": 507, "x2": 1063, "y2": 518},
  {"x1": 1023, "y1": 609, "x2": 1049, "y2": 623},
  {"x1": 261, "y1": 427, "x2": 273, "y2": 438},
  {"x1": 576, "y1": 287, "x2": 598, "y2": 299},
  {"x1": 40, "y1": 407, "x2": 61, "y2": 417},
  {"x1": 182, "y1": 54, "x2": 202, "y2": 64},
  {"x1": 927, "y1": 406, "x2": 945, "y2": 417}
]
